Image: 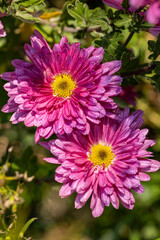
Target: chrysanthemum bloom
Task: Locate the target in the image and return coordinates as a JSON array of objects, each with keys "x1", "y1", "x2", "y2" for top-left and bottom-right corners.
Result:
[
  {"x1": 129, "y1": 0, "x2": 149, "y2": 9},
  {"x1": 0, "y1": 20, "x2": 6, "y2": 37},
  {"x1": 130, "y1": 0, "x2": 160, "y2": 25},
  {"x1": 146, "y1": 1, "x2": 160, "y2": 24},
  {"x1": 41, "y1": 108, "x2": 160, "y2": 217},
  {"x1": 103, "y1": 0, "x2": 160, "y2": 37},
  {"x1": 1, "y1": 30, "x2": 122, "y2": 143},
  {"x1": 102, "y1": 0, "x2": 122, "y2": 9},
  {"x1": 0, "y1": 11, "x2": 7, "y2": 37}
]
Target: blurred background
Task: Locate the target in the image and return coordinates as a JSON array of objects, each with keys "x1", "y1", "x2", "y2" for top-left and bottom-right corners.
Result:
[{"x1": 0, "y1": 0, "x2": 160, "y2": 239}]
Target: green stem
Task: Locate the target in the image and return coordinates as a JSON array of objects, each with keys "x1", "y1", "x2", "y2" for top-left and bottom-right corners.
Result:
[
  {"x1": 124, "y1": 30, "x2": 135, "y2": 47},
  {"x1": 0, "y1": 214, "x2": 7, "y2": 231},
  {"x1": 121, "y1": 64, "x2": 156, "y2": 78}
]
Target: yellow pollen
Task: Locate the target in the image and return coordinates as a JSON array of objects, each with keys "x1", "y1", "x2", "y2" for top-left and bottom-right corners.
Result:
[
  {"x1": 88, "y1": 144, "x2": 114, "y2": 168},
  {"x1": 52, "y1": 74, "x2": 76, "y2": 98}
]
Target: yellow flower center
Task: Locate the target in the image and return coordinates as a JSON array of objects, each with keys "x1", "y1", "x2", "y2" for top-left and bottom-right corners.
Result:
[
  {"x1": 52, "y1": 74, "x2": 76, "y2": 98},
  {"x1": 88, "y1": 144, "x2": 114, "y2": 168}
]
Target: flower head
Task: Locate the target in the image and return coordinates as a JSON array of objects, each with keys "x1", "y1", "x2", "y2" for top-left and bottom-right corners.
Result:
[
  {"x1": 41, "y1": 108, "x2": 160, "y2": 217},
  {"x1": 102, "y1": 0, "x2": 123, "y2": 9},
  {"x1": 129, "y1": 0, "x2": 160, "y2": 25},
  {"x1": 1, "y1": 30, "x2": 122, "y2": 142},
  {"x1": 129, "y1": 0, "x2": 149, "y2": 9},
  {"x1": 0, "y1": 20, "x2": 6, "y2": 37},
  {"x1": 0, "y1": 11, "x2": 7, "y2": 37},
  {"x1": 103, "y1": 0, "x2": 160, "y2": 26},
  {"x1": 146, "y1": 1, "x2": 160, "y2": 25}
]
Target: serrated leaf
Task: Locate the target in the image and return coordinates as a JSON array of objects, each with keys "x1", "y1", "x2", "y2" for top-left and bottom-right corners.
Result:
[
  {"x1": 93, "y1": 34, "x2": 121, "y2": 61},
  {"x1": 15, "y1": 10, "x2": 38, "y2": 23},
  {"x1": 67, "y1": 0, "x2": 90, "y2": 28},
  {"x1": 114, "y1": 14, "x2": 132, "y2": 28},
  {"x1": 67, "y1": 0, "x2": 112, "y2": 31},
  {"x1": 0, "y1": 0, "x2": 7, "y2": 12},
  {"x1": 120, "y1": 51, "x2": 131, "y2": 71},
  {"x1": 8, "y1": 0, "x2": 45, "y2": 23},
  {"x1": 88, "y1": 8, "x2": 111, "y2": 31},
  {"x1": 154, "y1": 62, "x2": 160, "y2": 75},
  {"x1": 12, "y1": 0, "x2": 44, "y2": 8},
  {"x1": 148, "y1": 40, "x2": 156, "y2": 53},
  {"x1": 148, "y1": 34, "x2": 160, "y2": 60},
  {"x1": 150, "y1": 75, "x2": 160, "y2": 92},
  {"x1": 116, "y1": 44, "x2": 134, "y2": 59}
]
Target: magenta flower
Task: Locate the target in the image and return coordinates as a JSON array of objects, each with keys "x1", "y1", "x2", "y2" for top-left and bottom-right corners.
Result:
[
  {"x1": 0, "y1": 11, "x2": 7, "y2": 37},
  {"x1": 0, "y1": 20, "x2": 6, "y2": 37},
  {"x1": 41, "y1": 108, "x2": 160, "y2": 217},
  {"x1": 129, "y1": 0, "x2": 149, "y2": 9},
  {"x1": 146, "y1": 1, "x2": 160, "y2": 25},
  {"x1": 102, "y1": 0, "x2": 122, "y2": 9},
  {"x1": 103, "y1": 0, "x2": 160, "y2": 25},
  {"x1": 1, "y1": 30, "x2": 122, "y2": 143},
  {"x1": 103, "y1": 0, "x2": 160, "y2": 38},
  {"x1": 149, "y1": 24, "x2": 160, "y2": 37},
  {"x1": 130, "y1": 0, "x2": 160, "y2": 25}
]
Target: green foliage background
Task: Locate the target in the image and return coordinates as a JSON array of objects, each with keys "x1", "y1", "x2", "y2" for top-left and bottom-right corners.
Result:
[{"x1": 0, "y1": 0, "x2": 160, "y2": 239}]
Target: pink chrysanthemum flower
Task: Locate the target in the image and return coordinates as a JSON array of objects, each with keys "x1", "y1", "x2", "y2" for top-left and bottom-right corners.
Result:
[
  {"x1": 1, "y1": 30, "x2": 122, "y2": 143},
  {"x1": 41, "y1": 108, "x2": 160, "y2": 217},
  {"x1": 102, "y1": 0, "x2": 123, "y2": 9},
  {"x1": 0, "y1": 11, "x2": 7, "y2": 37},
  {"x1": 103, "y1": 0, "x2": 160, "y2": 26},
  {"x1": 130, "y1": 0, "x2": 160, "y2": 25},
  {"x1": 146, "y1": 1, "x2": 160, "y2": 25},
  {"x1": 0, "y1": 20, "x2": 6, "y2": 37}
]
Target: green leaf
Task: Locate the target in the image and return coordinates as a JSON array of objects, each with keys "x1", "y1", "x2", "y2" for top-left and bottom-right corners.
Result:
[
  {"x1": 14, "y1": 0, "x2": 43, "y2": 8},
  {"x1": 67, "y1": 0, "x2": 90, "y2": 28},
  {"x1": 88, "y1": 8, "x2": 112, "y2": 31},
  {"x1": 148, "y1": 40, "x2": 156, "y2": 53},
  {"x1": 148, "y1": 34, "x2": 160, "y2": 60},
  {"x1": 8, "y1": 0, "x2": 46, "y2": 23},
  {"x1": 93, "y1": 33, "x2": 124, "y2": 61},
  {"x1": 67, "y1": 0, "x2": 111, "y2": 31},
  {"x1": 148, "y1": 74, "x2": 160, "y2": 92},
  {"x1": 0, "y1": 0, "x2": 7, "y2": 13},
  {"x1": 15, "y1": 10, "x2": 37, "y2": 23},
  {"x1": 114, "y1": 14, "x2": 132, "y2": 28},
  {"x1": 18, "y1": 218, "x2": 37, "y2": 238},
  {"x1": 154, "y1": 62, "x2": 160, "y2": 75}
]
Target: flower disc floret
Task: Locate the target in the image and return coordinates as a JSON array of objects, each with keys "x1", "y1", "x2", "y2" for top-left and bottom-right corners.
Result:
[
  {"x1": 52, "y1": 74, "x2": 76, "y2": 98},
  {"x1": 1, "y1": 30, "x2": 122, "y2": 142},
  {"x1": 88, "y1": 144, "x2": 114, "y2": 168},
  {"x1": 41, "y1": 108, "x2": 160, "y2": 218}
]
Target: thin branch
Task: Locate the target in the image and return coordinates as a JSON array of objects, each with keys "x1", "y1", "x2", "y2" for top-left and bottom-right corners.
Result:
[
  {"x1": 124, "y1": 30, "x2": 135, "y2": 47},
  {"x1": 121, "y1": 64, "x2": 156, "y2": 78}
]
